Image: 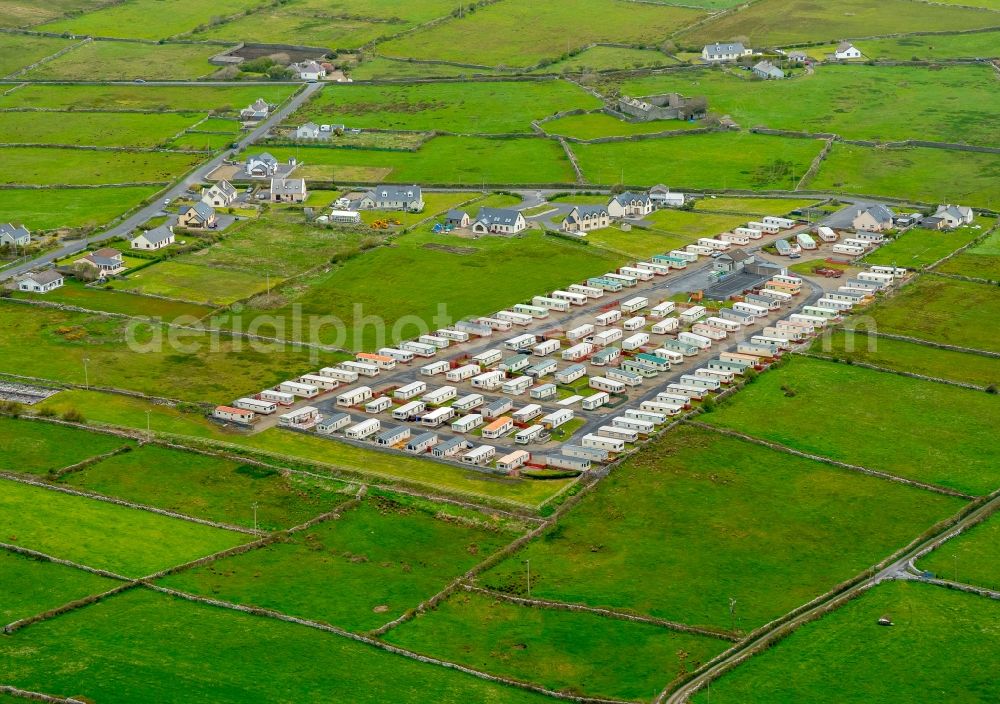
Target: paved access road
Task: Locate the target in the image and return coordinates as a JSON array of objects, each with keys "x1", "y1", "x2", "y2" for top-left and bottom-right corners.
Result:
[{"x1": 0, "y1": 82, "x2": 322, "y2": 282}]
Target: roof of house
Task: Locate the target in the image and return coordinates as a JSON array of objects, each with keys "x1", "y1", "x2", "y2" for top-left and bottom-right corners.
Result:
[
  {"x1": 923, "y1": 215, "x2": 946, "y2": 226},
  {"x1": 134, "y1": 225, "x2": 173, "y2": 245},
  {"x1": 935, "y1": 204, "x2": 971, "y2": 219},
  {"x1": 836, "y1": 42, "x2": 856, "y2": 52},
  {"x1": 271, "y1": 178, "x2": 307, "y2": 195},
  {"x1": 722, "y1": 249, "x2": 753, "y2": 263},
  {"x1": 209, "y1": 180, "x2": 237, "y2": 197},
  {"x1": 369, "y1": 185, "x2": 422, "y2": 202},
  {"x1": 610, "y1": 191, "x2": 652, "y2": 206},
  {"x1": 407, "y1": 431, "x2": 438, "y2": 446},
  {"x1": 181, "y1": 202, "x2": 215, "y2": 221},
  {"x1": 0, "y1": 222, "x2": 30, "y2": 239},
  {"x1": 298, "y1": 122, "x2": 320, "y2": 131},
  {"x1": 858, "y1": 204, "x2": 894, "y2": 222},
  {"x1": 704, "y1": 42, "x2": 746, "y2": 54},
  {"x1": 93, "y1": 247, "x2": 121, "y2": 258},
  {"x1": 249, "y1": 98, "x2": 268, "y2": 111},
  {"x1": 475, "y1": 207, "x2": 523, "y2": 226},
  {"x1": 295, "y1": 61, "x2": 325, "y2": 73},
  {"x1": 435, "y1": 436, "x2": 466, "y2": 452},
  {"x1": 445, "y1": 209, "x2": 468, "y2": 220},
  {"x1": 23, "y1": 269, "x2": 62, "y2": 285},
  {"x1": 249, "y1": 152, "x2": 277, "y2": 165},
  {"x1": 80, "y1": 249, "x2": 123, "y2": 267},
  {"x1": 753, "y1": 60, "x2": 784, "y2": 77},
  {"x1": 573, "y1": 205, "x2": 609, "y2": 218}
]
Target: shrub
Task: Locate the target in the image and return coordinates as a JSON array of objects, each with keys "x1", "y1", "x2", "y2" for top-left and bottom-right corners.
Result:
[{"x1": 61, "y1": 408, "x2": 85, "y2": 424}]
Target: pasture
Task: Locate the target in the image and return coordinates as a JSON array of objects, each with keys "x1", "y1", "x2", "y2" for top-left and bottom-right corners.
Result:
[
  {"x1": 868, "y1": 276, "x2": 1000, "y2": 352},
  {"x1": 0, "y1": 146, "x2": 203, "y2": 186},
  {"x1": 159, "y1": 495, "x2": 518, "y2": 632},
  {"x1": 583, "y1": 226, "x2": 693, "y2": 259},
  {"x1": 0, "y1": 83, "x2": 296, "y2": 113},
  {"x1": 543, "y1": 113, "x2": 701, "y2": 139},
  {"x1": 861, "y1": 30, "x2": 1000, "y2": 61},
  {"x1": 704, "y1": 356, "x2": 1000, "y2": 495},
  {"x1": 809, "y1": 143, "x2": 1000, "y2": 208},
  {"x1": 814, "y1": 330, "x2": 1000, "y2": 388},
  {"x1": 0, "y1": 415, "x2": 133, "y2": 475},
  {"x1": 572, "y1": 132, "x2": 823, "y2": 189},
  {"x1": 23, "y1": 39, "x2": 220, "y2": 80},
  {"x1": 692, "y1": 582, "x2": 999, "y2": 703},
  {"x1": 530, "y1": 45, "x2": 678, "y2": 74},
  {"x1": 379, "y1": 0, "x2": 705, "y2": 68},
  {"x1": 109, "y1": 260, "x2": 276, "y2": 306},
  {"x1": 481, "y1": 424, "x2": 963, "y2": 631},
  {"x1": 0, "y1": 477, "x2": 249, "y2": 576},
  {"x1": 693, "y1": 196, "x2": 821, "y2": 216},
  {"x1": 934, "y1": 229, "x2": 1000, "y2": 280},
  {"x1": 0, "y1": 588, "x2": 552, "y2": 703},
  {"x1": 0, "y1": 33, "x2": 72, "y2": 75},
  {"x1": 294, "y1": 80, "x2": 601, "y2": 134},
  {"x1": 680, "y1": 0, "x2": 1000, "y2": 46},
  {"x1": 864, "y1": 223, "x2": 987, "y2": 269},
  {"x1": 385, "y1": 589, "x2": 731, "y2": 701},
  {"x1": 0, "y1": 110, "x2": 204, "y2": 148},
  {"x1": 618, "y1": 64, "x2": 1000, "y2": 148},
  {"x1": 0, "y1": 302, "x2": 344, "y2": 403},
  {"x1": 39, "y1": 0, "x2": 269, "y2": 40},
  {"x1": 65, "y1": 444, "x2": 354, "y2": 530},
  {"x1": 0, "y1": 186, "x2": 159, "y2": 232},
  {"x1": 917, "y1": 512, "x2": 1000, "y2": 590},
  {"x1": 246, "y1": 137, "x2": 577, "y2": 184},
  {"x1": 0, "y1": 0, "x2": 101, "y2": 27},
  {"x1": 0, "y1": 549, "x2": 116, "y2": 624}
]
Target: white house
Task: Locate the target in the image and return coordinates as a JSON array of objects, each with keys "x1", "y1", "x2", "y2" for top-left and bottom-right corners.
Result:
[
  {"x1": 0, "y1": 223, "x2": 30, "y2": 247},
  {"x1": 752, "y1": 60, "x2": 785, "y2": 80},
  {"x1": 245, "y1": 152, "x2": 278, "y2": 177},
  {"x1": 201, "y1": 180, "x2": 238, "y2": 208},
  {"x1": 852, "y1": 204, "x2": 894, "y2": 232},
  {"x1": 701, "y1": 42, "x2": 752, "y2": 63},
  {"x1": 270, "y1": 177, "x2": 308, "y2": 203},
  {"x1": 649, "y1": 184, "x2": 685, "y2": 208},
  {"x1": 561, "y1": 205, "x2": 610, "y2": 233},
  {"x1": 834, "y1": 42, "x2": 862, "y2": 60},
  {"x1": 607, "y1": 192, "x2": 653, "y2": 218},
  {"x1": 17, "y1": 269, "x2": 63, "y2": 293},
  {"x1": 358, "y1": 185, "x2": 424, "y2": 212},
  {"x1": 933, "y1": 204, "x2": 974, "y2": 228},
  {"x1": 240, "y1": 98, "x2": 269, "y2": 122},
  {"x1": 296, "y1": 122, "x2": 322, "y2": 139},
  {"x1": 291, "y1": 60, "x2": 326, "y2": 80},
  {"x1": 130, "y1": 225, "x2": 174, "y2": 251},
  {"x1": 75, "y1": 248, "x2": 125, "y2": 278},
  {"x1": 471, "y1": 207, "x2": 526, "y2": 235},
  {"x1": 444, "y1": 210, "x2": 470, "y2": 228}
]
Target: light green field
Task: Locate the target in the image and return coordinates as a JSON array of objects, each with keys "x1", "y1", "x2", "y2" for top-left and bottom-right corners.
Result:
[
  {"x1": 619, "y1": 64, "x2": 1000, "y2": 148},
  {"x1": 704, "y1": 356, "x2": 1000, "y2": 495},
  {"x1": 247, "y1": 137, "x2": 577, "y2": 184},
  {"x1": 0, "y1": 415, "x2": 133, "y2": 475},
  {"x1": 159, "y1": 496, "x2": 517, "y2": 632},
  {"x1": 0, "y1": 33, "x2": 73, "y2": 75},
  {"x1": 681, "y1": 0, "x2": 1000, "y2": 46},
  {"x1": 40, "y1": 0, "x2": 270, "y2": 39},
  {"x1": 0, "y1": 588, "x2": 553, "y2": 703},
  {"x1": 380, "y1": 0, "x2": 705, "y2": 68},
  {"x1": 934, "y1": 228, "x2": 1000, "y2": 280},
  {"x1": 0, "y1": 549, "x2": 117, "y2": 624},
  {"x1": 917, "y1": 511, "x2": 1000, "y2": 590},
  {"x1": 694, "y1": 196, "x2": 820, "y2": 216},
  {"x1": 482, "y1": 424, "x2": 963, "y2": 631},
  {"x1": 530, "y1": 45, "x2": 679, "y2": 74},
  {"x1": 14, "y1": 279, "x2": 217, "y2": 318},
  {"x1": 543, "y1": 112, "x2": 702, "y2": 139},
  {"x1": 573, "y1": 132, "x2": 823, "y2": 189},
  {"x1": 24, "y1": 39, "x2": 221, "y2": 80},
  {"x1": 582, "y1": 225, "x2": 693, "y2": 258},
  {"x1": 644, "y1": 209, "x2": 749, "y2": 238},
  {"x1": 0, "y1": 110, "x2": 204, "y2": 148},
  {"x1": 36, "y1": 390, "x2": 572, "y2": 508},
  {"x1": 861, "y1": 30, "x2": 1000, "y2": 61},
  {"x1": 109, "y1": 260, "x2": 276, "y2": 306},
  {"x1": 294, "y1": 80, "x2": 601, "y2": 134},
  {"x1": 864, "y1": 223, "x2": 988, "y2": 268},
  {"x1": 0, "y1": 185, "x2": 157, "y2": 231},
  {"x1": 0, "y1": 302, "x2": 345, "y2": 403},
  {"x1": 810, "y1": 144, "x2": 1000, "y2": 209},
  {"x1": 167, "y1": 132, "x2": 227, "y2": 151},
  {"x1": 692, "y1": 582, "x2": 999, "y2": 703},
  {"x1": 386, "y1": 590, "x2": 731, "y2": 701},
  {"x1": 0, "y1": 146, "x2": 204, "y2": 186},
  {"x1": 868, "y1": 275, "x2": 1000, "y2": 353},
  {"x1": 349, "y1": 57, "x2": 502, "y2": 81},
  {"x1": 0, "y1": 83, "x2": 296, "y2": 113},
  {"x1": 813, "y1": 331, "x2": 1000, "y2": 389},
  {"x1": 0, "y1": 477, "x2": 249, "y2": 576},
  {"x1": 65, "y1": 444, "x2": 354, "y2": 530},
  {"x1": 0, "y1": 0, "x2": 103, "y2": 27}
]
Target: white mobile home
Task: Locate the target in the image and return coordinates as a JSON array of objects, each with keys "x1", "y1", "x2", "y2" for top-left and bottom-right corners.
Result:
[
  {"x1": 591, "y1": 347, "x2": 621, "y2": 366},
  {"x1": 790, "y1": 313, "x2": 828, "y2": 327},
  {"x1": 695, "y1": 367, "x2": 735, "y2": 383},
  {"x1": 555, "y1": 364, "x2": 587, "y2": 384},
  {"x1": 298, "y1": 374, "x2": 340, "y2": 391},
  {"x1": 435, "y1": 328, "x2": 470, "y2": 343},
  {"x1": 356, "y1": 353, "x2": 396, "y2": 370},
  {"x1": 734, "y1": 227, "x2": 764, "y2": 240},
  {"x1": 446, "y1": 364, "x2": 480, "y2": 382},
  {"x1": 406, "y1": 431, "x2": 439, "y2": 454},
  {"x1": 376, "y1": 426, "x2": 410, "y2": 447},
  {"x1": 533, "y1": 339, "x2": 561, "y2": 357},
  {"x1": 590, "y1": 376, "x2": 625, "y2": 394},
  {"x1": 734, "y1": 301, "x2": 768, "y2": 317},
  {"x1": 796, "y1": 233, "x2": 817, "y2": 250},
  {"x1": 857, "y1": 271, "x2": 894, "y2": 286},
  {"x1": 569, "y1": 283, "x2": 602, "y2": 299},
  {"x1": 619, "y1": 266, "x2": 653, "y2": 282},
  {"x1": 582, "y1": 433, "x2": 625, "y2": 453},
  {"x1": 595, "y1": 310, "x2": 622, "y2": 326},
  {"x1": 319, "y1": 367, "x2": 358, "y2": 383},
  {"x1": 502, "y1": 376, "x2": 532, "y2": 395},
  {"x1": 512, "y1": 303, "x2": 549, "y2": 319},
  {"x1": 277, "y1": 406, "x2": 319, "y2": 428},
  {"x1": 482, "y1": 416, "x2": 515, "y2": 439},
  {"x1": 456, "y1": 320, "x2": 493, "y2": 337},
  {"x1": 652, "y1": 348, "x2": 684, "y2": 364},
  {"x1": 340, "y1": 360, "x2": 380, "y2": 377},
  {"x1": 666, "y1": 383, "x2": 705, "y2": 400},
  {"x1": 497, "y1": 450, "x2": 530, "y2": 472},
  {"x1": 679, "y1": 305, "x2": 706, "y2": 324},
  {"x1": 477, "y1": 317, "x2": 514, "y2": 332},
  {"x1": 612, "y1": 416, "x2": 654, "y2": 434},
  {"x1": 529, "y1": 383, "x2": 557, "y2": 400},
  {"x1": 589, "y1": 329, "x2": 623, "y2": 347},
  {"x1": 551, "y1": 290, "x2": 588, "y2": 307},
  {"x1": 680, "y1": 374, "x2": 721, "y2": 391},
  {"x1": 687, "y1": 244, "x2": 713, "y2": 256},
  {"x1": 705, "y1": 316, "x2": 741, "y2": 332},
  {"x1": 214, "y1": 406, "x2": 255, "y2": 424},
  {"x1": 394, "y1": 381, "x2": 427, "y2": 400},
  {"x1": 697, "y1": 237, "x2": 730, "y2": 251},
  {"x1": 691, "y1": 323, "x2": 726, "y2": 341},
  {"x1": 420, "y1": 360, "x2": 450, "y2": 376},
  {"x1": 423, "y1": 386, "x2": 458, "y2": 405},
  {"x1": 400, "y1": 341, "x2": 437, "y2": 357},
  {"x1": 532, "y1": 296, "x2": 570, "y2": 312},
  {"x1": 817, "y1": 226, "x2": 838, "y2": 242},
  {"x1": 260, "y1": 389, "x2": 295, "y2": 406},
  {"x1": 597, "y1": 425, "x2": 638, "y2": 442},
  {"x1": 606, "y1": 367, "x2": 642, "y2": 387},
  {"x1": 452, "y1": 413, "x2": 484, "y2": 433},
  {"x1": 234, "y1": 397, "x2": 277, "y2": 415},
  {"x1": 462, "y1": 445, "x2": 496, "y2": 466},
  {"x1": 420, "y1": 406, "x2": 455, "y2": 427},
  {"x1": 870, "y1": 266, "x2": 907, "y2": 278},
  {"x1": 623, "y1": 316, "x2": 646, "y2": 332},
  {"x1": 419, "y1": 334, "x2": 450, "y2": 349},
  {"x1": 636, "y1": 261, "x2": 670, "y2": 276},
  {"x1": 483, "y1": 398, "x2": 513, "y2": 420},
  {"x1": 720, "y1": 232, "x2": 751, "y2": 246},
  {"x1": 651, "y1": 318, "x2": 679, "y2": 334},
  {"x1": 471, "y1": 371, "x2": 506, "y2": 390},
  {"x1": 640, "y1": 400, "x2": 683, "y2": 417},
  {"x1": 317, "y1": 412, "x2": 352, "y2": 434},
  {"x1": 505, "y1": 333, "x2": 538, "y2": 351},
  {"x1": 541, "y1": 408, "x2": 574, "y2": 429},
  {"x1": 393, "y1": 400, "x2": 426, "y2": 420},
  {"x1": 472, "y1": 349, "x2": 503, "y2": 366},
  {"x1": 454, "y1": 393, "x2": 485, "y2": 412},
  {"x1": 649, "y1": 301, "x2": 676, "y2": 318},
  {"x1": 625, "y1": 408, "x2": 667, "y2": 425},
  {"x1": 763, "y1": 216, "x2": 795, "y2": 229},
  {"x1": 513, "y1": 404, "x2": 543, "y2": 423},
  {"x1": 747, "y1": 220, "x2": 779, "y2": 234},
  {"x1": 495, "y1": 310, "x2": 533, "y2": 327},
  {"x1": 279, "y1": 381, "x2": 320, "y2": 398},
  {"x1": 431, "y1": 437, "x2": 467, "y2": 458},
  {"x1": 678, "y1": 331, "x2": 712, "y2": 349},
  {"x1": 515, "y1": 425, "x2": 545, "y2": 444},
  {"x1": 582, "y1": 392, "x2": 609, "y2": 410},
  {"x1": 816, "y1": 297, "x2": 854, "y2": 311},
  {"x1": 500, "y1": 354, "x2": 531, "y2": 374},
  {"x1": 602, "y1": 272, "x2": 637, "y2": 287},
  {"x1": 526, "y1": 358, "x2": 558, "y2": 379},
  {"x1": 566, "y1": 324, "x2": 595, "y2": 341},
  {"x1": 832, "y1": 243, "x2": 865, "y2": 256},
  {"x1": 670, "y1": 249, "x2": 699, "y2": 262},
  {"x1": 622, "y1": 332, "x2": 650, "y2": 351},
  {"x1": 345, "y1": 418, "x2": 380, "y2": 440},
  {"x1": 378, "y1": 347, "x2": 415, "y2": 363},
  {"x1": 751, "y1": 334, "x2": 792, "y2": 350},
  {"x1": 365, "y1": 396, "x2": 392, "y2": 414}
]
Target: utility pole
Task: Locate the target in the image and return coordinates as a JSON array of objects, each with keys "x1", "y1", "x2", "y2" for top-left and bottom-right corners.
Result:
[
  {"x1": 82, "y1": 357, "x2": 90, "y2": 390},
  {"x1": 253, "y1": 502, "x2": 259, "y2": 532},
  {"x1": 525, "y1": 559, "x2": 531, "y2": 598}
]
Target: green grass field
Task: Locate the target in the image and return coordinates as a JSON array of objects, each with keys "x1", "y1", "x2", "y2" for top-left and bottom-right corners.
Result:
[
  {"x1": 0, "y1": 415, "x2": 133, "y2": 475},
  {"x1": 159, "y1": 495, "x2": 518, "y2": 632},
  {"x1": 704, "y1": 356, "x2": 1000, "y2": 495},
  {"x1": 482, "y1": 424, "x2": 963, "y2": 632},
  {"x1": 810, "y1": 143, "x2": 1000, "y2": 208},
  {"x1": 813, "y1": 331, "x2": 1000, "y2": 388},
  {"x1": 24, "y1": 38, "x2": 221, "y2": 80},
  {"x1": 681, "y1": 0, "x2": 1000, "y2": 46},
  {"x1": 692, "y1": 581, "x2": 999, "y2": 703},
  {"x1": 0, "y1": 83, "x2": 296, "y2": 113},
  {"x1": 0, "y1": 185, "x2": 159, "y2": 231},
  {"x1": 0, "y1": 0, "x2": 102, "y2": 27},
  {"x1": 864, "y1": 223, "x2": 988, "y2": 269},
  {"x1": 0, "y1": 32, "x2": 72, "y2": 75},
  {"x1": 349, "y1": 57, "x2": 502, "y2": 81},
  {"x1": 0, "y1": 110, "x2": 204, "y2": 148},
  {"x1": 693, "y1": 196, "x2": 821, "y2": 216},
  {"x1": 236, "y1": 228, "x2": 623, "y2": 349},
  {"x1": 35, "y1": 390, "x2": 572, "y2": 508},
  {"x1": 572, "y1": 132, "x2": 823, "y2": 189},
  {"x1": 0, "y1": 477, "x2": 249, "y2": 576},
  {"x1": 933, "y1": 228, "x2": 1000, "y2": 280},
  {"x1": 583, "y1": 225, "x2": 693, "y2": 258},
  {"x1": 543, "y1": 112, "x2": 702, "y2": 139},
  {"x1": 0, "y1": 146, "x2": 204, "y2": 186},
  {"x1": 109, "y1": 260, "x2": 275, "y2": 306},
  {"x1": 39, "y1": 0, "x2": 270, "y2": 39},
  {"x1": 64, "y1": 444, "x2": 354, "y2": 530},
  {"x1": 13, "y1": 279, "x2": 218, "y2": 319},
  {"x1": 530, "y1": 45, "x2": 679, "y2": 74},
  {"x1": 861, "y1": 30, "x2": 1000, "y2": 61},
  {"x1": 385, "y1": 590, "x2": 731, "y2": 701},
  {"x1": 0, "y1": 549, "x2": 117, "y2": 624},
  {"x1": 380, "y1": 0, "x2": 705, "y2": 68},
  {"x1": 0, "y1": 587, "x2": 553, "y2": 703},
  {"x1": 291, "y1": 79, "x2": 601, "y2": 134},
  {"x1": 917, "y1": 512, "x2": 1000, "y2": 590},
  {"x1": 245, "y1": 137, "x2": 577, "y2": 184},
  {"x1": 868, "y1": 276, "x2": 1000, "y2": 352},
  {"x1": 619, "y1": 64, "x2": 1000, "y2": 147},
  {"x1": 0, "y1": 302, "x2": 344, "y2": 403}
]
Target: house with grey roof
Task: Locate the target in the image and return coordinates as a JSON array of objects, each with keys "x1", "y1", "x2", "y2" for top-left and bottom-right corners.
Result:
[
  {"x1": 852, "y1": 204, "x2": 895, "y2": 232},
  {"x1": 0, "y1": 223, "x2": 30, "y2": 247},
  {"x1": 130, "y1": 225, "x2": 175, "y2": 251},
  {"x1": 178, "y1": 202, "x2": 217, "y2": 228},
  {"x1": 444, "y1": 210, "x2": 470, "y2": 228},
  {"x1": 649, "y1": 184, "x2": 685, "y2": 207},
  {"x1": 357, "y1": 185, "x2": 424, "y2": 212},
  {"x1": 471, "y1": 207, "x2": 526, "y2": 235},
  {"x1": 75, "y1": 248, "x2": 125, "y2": 278},
  {"x1": 291, "y1": 61, "x2": 326, "y2": 80},
  {"x1": 713, "y1": 249, "x2": 754, "y2": 274},
  {"x1": 607, "y1": 192, "x2": 653, "y2": 219},
  {"x1": 18, "y1": 269, "x2": 63, "y2": 294},
  {"x1": 240, "y1": 98, "x2": 270, "y2": 122},
  {"x1": 933, "y1": 204, "x2": 973, "y2": 228},
  {"x1": 296, "y1": 122, "x2": 322, "y2": 140},
  {"x1": 561, "y1": 205, "x2": 610, "y2": 233},
  {"x1": 245, "y1": 152, "x2": 278, "y2": 178},
  {"x1": 270, "y1": 177, "x2": 308, "y2": 203},
  {"x1": 701, "y1": 42, "x2": 751, "y2": 63},
  {"x1": 202, "y1": 180, "x2": 238, "y2": 208},
  {"x1": 752, "y1": 60, "x2": 785, "y2": 80},
  {"x1": 834, "y1": 42, "x2": 862, "y2": 60}
]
